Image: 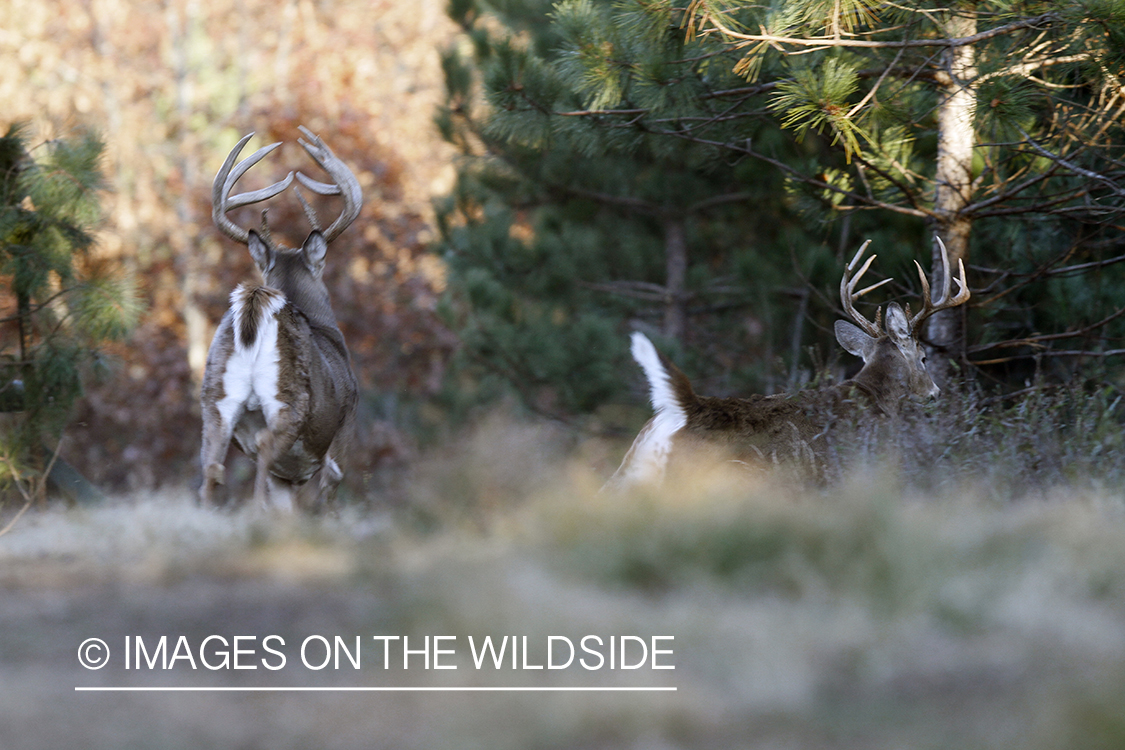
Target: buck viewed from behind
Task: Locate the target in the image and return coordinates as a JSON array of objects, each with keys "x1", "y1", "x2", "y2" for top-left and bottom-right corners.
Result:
[
  {"x1": 199, "y1": 127, "x2": 360, "y2": 510},
  {"x1": 605, "y1": 238, "x2": 971, "y2": 490}
]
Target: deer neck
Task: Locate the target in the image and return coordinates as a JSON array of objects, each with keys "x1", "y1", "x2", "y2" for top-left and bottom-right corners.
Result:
[
  {"x1": 845, "y1": 370, "x2": 899, "y2": 417},
  {"x1": 270, "y1": 278, "x2": 338, "y2": 331},
  {"x1": 255, "y1": 250, "x2": 339, "y2": 331}
]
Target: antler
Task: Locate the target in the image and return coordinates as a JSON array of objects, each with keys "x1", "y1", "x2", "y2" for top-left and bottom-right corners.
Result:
[
  {"x1": 212, "y1": 132, "x2": 295, "y2": 245},
  {"x1": 840, "y1": 239, "x2": 894, "y2": 338},
  {"x1": 293, "y1": 126, "x2": 362, "y2": 243},
  {"x1": 907, "y1": 236, "x2": 971, "y2": 332},
  {"x1": 212, "y1": 128, "x2": 362, "y2": 246}
]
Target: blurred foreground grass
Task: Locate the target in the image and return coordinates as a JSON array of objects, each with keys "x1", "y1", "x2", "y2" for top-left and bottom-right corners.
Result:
[{"x1": 2, "y1": 414, "x2": 1125, "y2": 749}]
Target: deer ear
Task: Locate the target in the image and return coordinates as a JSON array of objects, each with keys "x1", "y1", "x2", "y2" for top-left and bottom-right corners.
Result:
[
  {"x1": 248, "y1": 231, "x2": 274, "y2": 275},
  {"x1": 884, "y1": 302, "x2": 911, "y2": 344},
  {"x1": 835, "y1": 320, "x2": 877, "y2": 361},
  {"x1": 301, "y1": 230, "x2": 327, "y2": 275}
]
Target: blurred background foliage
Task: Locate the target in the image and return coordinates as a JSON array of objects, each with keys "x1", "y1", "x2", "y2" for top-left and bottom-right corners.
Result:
[{"x1": 1, "y1": 0, "x2": 1125, "y2": 502}]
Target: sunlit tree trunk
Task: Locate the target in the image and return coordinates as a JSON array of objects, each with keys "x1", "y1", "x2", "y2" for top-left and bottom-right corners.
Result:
[
  {"x1": 927, "y1": 7, "x2": 977, "y2": 386},
  {"x1": 165, "y1": 0, "x2": 210, "y2": 388}
]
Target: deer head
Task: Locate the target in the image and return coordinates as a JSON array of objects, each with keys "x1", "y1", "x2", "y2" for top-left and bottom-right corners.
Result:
[{"x1": 834, "y1": 237, "x2": 970, "y2": 413}]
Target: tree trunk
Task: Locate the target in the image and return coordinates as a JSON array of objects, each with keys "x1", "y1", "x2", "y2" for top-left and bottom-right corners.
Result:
[
  {"x1": 927, "y1": 7, "x2": 977, "y2": 387},
  {"x1": 663, "y1": 217, "x2": 688, "y2": 343},
  {"x1": 165, "y1": 0, "x2": 211, "y2": 388}
]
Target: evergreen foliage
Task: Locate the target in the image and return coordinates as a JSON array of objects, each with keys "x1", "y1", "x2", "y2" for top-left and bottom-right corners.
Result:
[
  {"x1": 0, "y1": 125, "x2": 140, "y2": 498},
  {"x1": 437, "y1": 0, "x2": 1125, "y2": 420},
  {"x1": 436, "y1": 0, "x2": 878, "y2": 424}
]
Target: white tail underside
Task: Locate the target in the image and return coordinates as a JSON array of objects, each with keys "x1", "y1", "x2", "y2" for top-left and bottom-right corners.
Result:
[
  {"x1": 219, "y1": 285, "x2": 287, "y2": 427},
  {"x1": 606, "y1": 333, "x2": 688, "y2": 488}
]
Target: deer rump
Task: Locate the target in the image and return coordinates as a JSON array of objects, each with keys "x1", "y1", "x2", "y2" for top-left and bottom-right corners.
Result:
[{"x1": 201, "y1": 281, "x2": 355, "y2": 489}]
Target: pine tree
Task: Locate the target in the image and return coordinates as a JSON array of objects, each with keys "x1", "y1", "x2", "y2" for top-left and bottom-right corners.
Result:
[
  {"x1": 436, "y1": 0, "x2": 898, "y2": 423},
  {"x1": 510, "y1": 0, "x2": 1125, "y2": 384},
  {"x1": 0, "y1": 125, "x2": 140, "y2": 501},
  {"x1": 448, "y1": 0, "x2": 1125, "y2": 391}
]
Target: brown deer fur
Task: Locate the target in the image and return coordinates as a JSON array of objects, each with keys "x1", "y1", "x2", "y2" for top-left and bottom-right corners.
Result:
[{"x1": 605, "y1": 240, "x2": 968, "y2": 490}]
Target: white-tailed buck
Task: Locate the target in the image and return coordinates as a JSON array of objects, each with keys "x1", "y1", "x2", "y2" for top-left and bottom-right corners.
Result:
[
  {"x1": 200, "y1": 127, "x2": 360, "y2": 510},
  {"x1": 605, "y1": 238, "x2": 970, "y2": 489}
]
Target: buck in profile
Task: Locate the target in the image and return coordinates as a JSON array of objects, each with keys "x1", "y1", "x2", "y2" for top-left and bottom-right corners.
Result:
[
  {"x1": 605, "y1": 238, "x2": 970, "y2": 489},
  {"x1": 199, "y1": 127, "x2": 360, "y2": 510}
]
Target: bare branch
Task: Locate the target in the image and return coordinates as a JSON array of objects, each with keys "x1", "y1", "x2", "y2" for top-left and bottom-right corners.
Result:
[
  {"x1": 0, "y1": 498, "x2": 31, "y2": 538},
  {"x1": 977, "y1": 52, "x2": 1091, "y2": 85},
  {"x1": 974, "y1": 251, "x2": 1125, "y2": 281},
  {"x1": 579, "y1": 280, "x2": 671, "y2": 302},
  {"x1": 660, "y1": 131, "x2": 932, "y2": 218},
  {"x1": 1016, "y1": 125, "x2": 1125, "y2": 198},
  {"x1": 971, "y1": 348, "x2": 1125, "y2": 366},
  {"x1": 704, "y1": 11, "x2": 1057, "y2": 51},
  {"x1": 968, "y1": 305, "x2": 1125, "y2": 354}
]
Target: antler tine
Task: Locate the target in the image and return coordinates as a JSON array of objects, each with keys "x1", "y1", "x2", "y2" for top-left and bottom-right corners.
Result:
[
  {"x1": 212, "y1": 132, "x2": 294, "y2": 245},
  {"x1": 294, "y1": 125, "x2": 362, "y2": 242},
  {"x1": 292, "y1": 186, "x2": 321, "y2": 232},
  {"x1": 224, "y1": 170, "x2": 294, "y2": 210},
  {"x1": 839, "y1": 239, "x2": 886, "y2": 338},
  {"x1": 855, "y1": 276, "x2": 894, "y2": 299},
  {"x1": 294, "y1": 171, "x2": 341, "y2": 196},
  {"x1": 913, "y1": 259, "x2": 931, "y2": 303},
  {"x1": 846, "y1": 239, "x2": 873, "y2": 273},
  {"x1": 908, "y1": 235, "x2": 971, "y2": 331}
]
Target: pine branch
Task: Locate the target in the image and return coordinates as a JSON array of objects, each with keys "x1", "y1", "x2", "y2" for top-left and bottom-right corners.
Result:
[
  {"x1": 580, "y1": 280, "x2": 671, "y2": 302},
  {"x1": 662, "y1": 130, "x2": 932, "y2": 218},
  {"x1": 962, "y1": 162, "x2": 1065, "y2": 216},
  {"x1": 687, "y1": 191, "x2": 757, "y2": 212},
  {"x1": 977, "y1": 53, "x2": 1092, "y2": 85},
  {"x1": 0, "y1": 286, "x2": 77, "y2": 324}
]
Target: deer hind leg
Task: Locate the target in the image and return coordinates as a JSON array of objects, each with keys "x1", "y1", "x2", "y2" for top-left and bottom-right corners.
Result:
[
  {"x1": 291, "y1": 449, "x2": 343, "y2": 513},
  {"x1": 200, "y1": 404, "x2": 237, "y2": 507},
  {"x1": 319, "y1": 454, "x2": 344, "y2": 506},
  {"x1": 251, "y1": 407, "x2": 302, "y2": 511},
  {"x1": 251, "y1": 429, "x2": 296, "y2": 512},
  {"x1": 265, "y1": 472, "x2": 296, "y2": 513},
  {"x1": 291, "y1": 471, "x2": 324, "y2": 513}
]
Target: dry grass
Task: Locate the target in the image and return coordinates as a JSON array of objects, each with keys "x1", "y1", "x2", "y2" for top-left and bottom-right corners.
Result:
[{"x1": 3, "y1": 416, "x2": 1125, "y2": 749}]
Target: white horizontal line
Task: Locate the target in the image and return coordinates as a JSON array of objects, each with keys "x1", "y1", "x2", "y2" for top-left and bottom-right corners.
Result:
[{"x1": 75, "y1": 686, "x2": 677, "y2": 692}]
